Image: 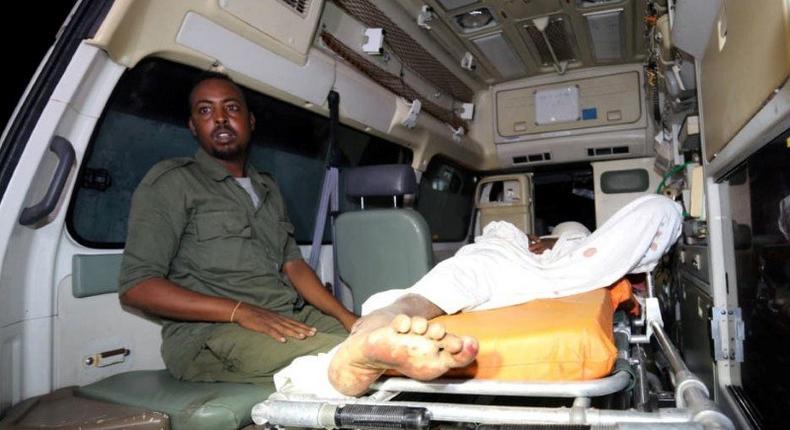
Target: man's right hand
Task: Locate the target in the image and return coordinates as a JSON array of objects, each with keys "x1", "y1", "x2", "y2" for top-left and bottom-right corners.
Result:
[
  {"x1": 120, "y1": 278, "x2": 316, "y2": 343},
  {"x1": 528, "y1": 235, "x2": 557, "y2": 254},
  {"x1": 234, "y1": 303, "x2": 317, "y2": 342}
]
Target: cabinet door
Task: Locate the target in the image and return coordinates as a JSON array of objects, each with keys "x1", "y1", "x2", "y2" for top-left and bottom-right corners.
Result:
[{"x1": 679, "y1": 273, "x2": 716, "y2": 395}]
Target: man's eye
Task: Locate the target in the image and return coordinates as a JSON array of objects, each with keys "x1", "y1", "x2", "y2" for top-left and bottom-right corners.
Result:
[
  {"x1": 198, "y1": 106, "x2": 211, "y2": 115},
  {"x1": 227, "y1": 104, "x2": 239, "y2": 112}
]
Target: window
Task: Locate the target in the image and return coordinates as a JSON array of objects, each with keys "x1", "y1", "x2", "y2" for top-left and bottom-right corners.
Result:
[
  {"x1": 532, "y1": 164, "x2": 595, "y2": 235},
  {"x1": 67, "y1": 58, "x2": 411, "y2": 248},
  {"x1": 414, "y1": 157, "x2": 476, "y2": 242},
  {"x1": 726, "y1": 130, "x2": 790, "y2": 428}
]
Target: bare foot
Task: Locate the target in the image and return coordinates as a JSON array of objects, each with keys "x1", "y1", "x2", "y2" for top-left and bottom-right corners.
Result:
[{"x1": 328, "y1": 314, "x2": 478, "y2": 396}]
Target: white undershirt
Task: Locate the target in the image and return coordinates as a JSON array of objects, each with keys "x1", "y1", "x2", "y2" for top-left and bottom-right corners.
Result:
[{"x1": 234, "y1": 177, "x2": 260, "y2": 208}]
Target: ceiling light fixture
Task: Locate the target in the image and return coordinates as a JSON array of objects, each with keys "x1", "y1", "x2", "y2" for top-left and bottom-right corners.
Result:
[{"x1": 455, "y1": 8, "x2": 496, "y2": 31}]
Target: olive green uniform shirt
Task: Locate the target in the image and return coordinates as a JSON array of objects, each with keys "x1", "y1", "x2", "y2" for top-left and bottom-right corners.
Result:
[{"x1": 119, "y1": 148, "x2": 305, "y2": 370}]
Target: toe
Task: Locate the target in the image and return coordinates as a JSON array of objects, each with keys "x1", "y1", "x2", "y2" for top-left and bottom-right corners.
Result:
[
  {"x1": 439, "y1": 333, "x2": 463, "y2": 353},
  {"x1": 426, "y1": 322, "x2": 446, "y2": 340},
  {"x1": 391, "y1": 314, "x2": 411, "y2": 333},
  {"x1": 455, "y1": 337, "x2": 479, "y2": 364},
  {"x1": 439, "y1": 336, "x2": 478, "y2": 369},
  {"x1": 409, "y1": 317, "x2": 429, "y2": 335}
]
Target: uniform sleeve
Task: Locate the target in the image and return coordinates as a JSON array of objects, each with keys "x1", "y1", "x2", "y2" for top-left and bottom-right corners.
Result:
[
  {"x1": 267, "y1": 179, "x2": 304, "y2": 263},
  {"x1": 118, "y1": 181, "x2": 186, "y2": 295},
  {"x1": 283, "y1": 233, "x2": 302, "y2": 262}
]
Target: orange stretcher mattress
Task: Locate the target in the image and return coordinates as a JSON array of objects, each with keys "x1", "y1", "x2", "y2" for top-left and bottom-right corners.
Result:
[{"x1": 431, "y1": 279, "x2": 633, "y2": 381}]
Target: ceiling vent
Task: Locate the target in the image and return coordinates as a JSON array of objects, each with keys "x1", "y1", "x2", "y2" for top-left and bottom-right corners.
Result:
[
  {"x1": 584, "y1": 9, "x2": 625, "y2": 61},
  {"x1": 576, "y1": 0, "x2": 623, "y2": 7},
  {"x1": 523, "y1": 15, "x2": 577, "y2": 74},
  {"x1": 472, "y1": 32, "x2": 527, "y2": 80},
  {"x1": 513, "y1": 152, "x2": 552, "y2": 164},
  {"x1": 587, "y1": 146, "x2": 629, "y2": 157},
  {"x1": 278, "y1": 0, "x2": 311, "y2": 16}
]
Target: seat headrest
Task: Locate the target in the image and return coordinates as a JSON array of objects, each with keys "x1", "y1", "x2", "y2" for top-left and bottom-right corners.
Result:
[{"x1": 345, "y1": 165, "x2": 417, "y2": 197}]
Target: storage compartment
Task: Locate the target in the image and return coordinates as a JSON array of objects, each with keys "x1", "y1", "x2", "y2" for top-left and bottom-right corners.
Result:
[
  {"x1": 496, "y1": 71, "x2": 641, "y2": 138},
  {"x1": 678, "y1": 272, "x2": 716, "y2": 395},
  {"x1": 492, "y1": 65, "x2": 651, "y2": 167}
]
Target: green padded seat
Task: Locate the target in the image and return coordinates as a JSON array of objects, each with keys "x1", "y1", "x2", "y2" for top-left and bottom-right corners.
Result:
[
  {"x1": 77, "y1": 370, "x2": 273, "y2": 430},
  {"x1": 336, "y1": 209, "x2": 432, "y2": 314},
  {"x1": 336, "y1": 165, "x2": 433, "y2": 314}
]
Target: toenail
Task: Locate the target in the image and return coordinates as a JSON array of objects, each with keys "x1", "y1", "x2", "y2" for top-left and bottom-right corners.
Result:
[{"x1": 583, "y1": 247, "x2": 597, "y2": 257}]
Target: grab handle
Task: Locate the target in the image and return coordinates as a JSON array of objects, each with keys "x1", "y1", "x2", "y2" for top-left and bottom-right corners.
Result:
[{"x1": 19, "y1": 136, "x2": 76, "y2": 226}]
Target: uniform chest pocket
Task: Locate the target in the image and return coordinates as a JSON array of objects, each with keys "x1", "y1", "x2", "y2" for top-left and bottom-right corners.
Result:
[
  {"x1": 190, "y1": 211, "x2": 254, "y2": 272},
  {"x1": 195, "y1": 212, "x2": 252, "y2": 241}
]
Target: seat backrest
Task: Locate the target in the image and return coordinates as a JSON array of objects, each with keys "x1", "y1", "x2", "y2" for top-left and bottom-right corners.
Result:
[
  {"x1": 474, "y1": 174, "x2": 534, "y2": 236},
  {"x1": 336, "y1": 165, "x2": 432, "y2": 314}
]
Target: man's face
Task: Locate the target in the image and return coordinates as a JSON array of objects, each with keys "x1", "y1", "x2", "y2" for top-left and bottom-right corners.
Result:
[{"x1": 188, "y1": 78, "x2": 256, "y2": 161}]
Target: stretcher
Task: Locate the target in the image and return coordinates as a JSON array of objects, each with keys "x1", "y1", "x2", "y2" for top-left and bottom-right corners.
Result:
[{"x1": 252, "y1": 275, "x2": 734, "y2": 430}]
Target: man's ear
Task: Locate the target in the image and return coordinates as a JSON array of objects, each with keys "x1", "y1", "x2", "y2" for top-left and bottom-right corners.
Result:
[
  {"x1": 188, "y1": 117, "x2": 197, "y2": 136},
  {"x1": 249, "y1": 112, "x2": 256, "y2": 131}
]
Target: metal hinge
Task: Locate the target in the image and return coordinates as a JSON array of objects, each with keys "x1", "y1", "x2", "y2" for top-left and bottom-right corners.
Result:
[{"x1": 711, "y1": 306, "x2": 745, "y2": 362}]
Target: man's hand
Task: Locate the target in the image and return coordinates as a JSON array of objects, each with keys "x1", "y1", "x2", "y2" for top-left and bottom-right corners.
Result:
[
  {"x1": 528, "y1": 235, "x2": 557, "y2": 255},
  {"x1": 234, "y1": 303, "x2": 317, "y2": 343},
  {"x1": 120, "y1": 278, "x2": 316, "y2": 342},
  {"x1": 284, "y1": 259, "x2": 359, "y2": 332}
]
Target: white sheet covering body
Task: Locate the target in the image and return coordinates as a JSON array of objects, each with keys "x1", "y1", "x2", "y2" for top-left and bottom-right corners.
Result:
[{"x1": 271, "y1": 195, "x2": 682, "y2": 399}]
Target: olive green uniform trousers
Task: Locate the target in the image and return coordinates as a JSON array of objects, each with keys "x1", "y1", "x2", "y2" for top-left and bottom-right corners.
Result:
[{"x1": 180, "y1": 305, "x2": 347, "y2": 384}]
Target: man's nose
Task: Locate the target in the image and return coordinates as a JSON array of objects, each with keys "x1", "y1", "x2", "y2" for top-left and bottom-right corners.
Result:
[{"x1": 213, "y1": 109, "x2": 228, "y2": 124}]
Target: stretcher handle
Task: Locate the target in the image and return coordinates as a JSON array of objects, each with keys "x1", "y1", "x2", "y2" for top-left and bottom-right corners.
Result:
[
  {"x1": 335, "y1": 404, "x2": 430, "y2": 430},
  {"x1": 478, "y1": 425, "x2": 591, "y2": 430}
]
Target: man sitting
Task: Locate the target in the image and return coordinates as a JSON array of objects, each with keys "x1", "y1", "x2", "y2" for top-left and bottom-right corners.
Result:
[{"x1": 119, "y1": 72, "x2": 357, "y2": 384}]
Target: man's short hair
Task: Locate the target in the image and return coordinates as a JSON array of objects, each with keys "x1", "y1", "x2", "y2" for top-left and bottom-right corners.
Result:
[{"x1": 188, "y1": 71, "x2": 247, "y2": 109}]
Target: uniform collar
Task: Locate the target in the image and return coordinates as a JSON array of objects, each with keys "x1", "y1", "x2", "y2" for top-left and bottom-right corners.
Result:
[
  {"x1": 195, "y1": 147, "x2": 233, "y2": 181},
  {"x1": 194, "y1": 147, "x2": 270, "y2": 199},
  {"x1": 247, "y1": 165, "x2": 271, "y2": 202}
]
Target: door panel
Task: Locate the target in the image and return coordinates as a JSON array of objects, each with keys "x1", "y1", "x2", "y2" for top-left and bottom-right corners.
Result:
[
  {"x1": 0, "y1": 44, "x2": 124, "y2": 409},
  {"x1": 591, "y1": 157, "x2": 662, "y2": 226}
]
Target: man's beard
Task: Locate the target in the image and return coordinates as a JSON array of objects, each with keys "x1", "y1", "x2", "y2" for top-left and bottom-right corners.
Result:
[{"x1": 210, "y1": 143, "x2": 245, "y2": 161}]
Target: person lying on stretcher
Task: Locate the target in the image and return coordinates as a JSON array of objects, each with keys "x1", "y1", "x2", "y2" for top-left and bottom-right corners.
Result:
[{"x1": 274, "y1": 194, "x2": 683, "y2": 397}]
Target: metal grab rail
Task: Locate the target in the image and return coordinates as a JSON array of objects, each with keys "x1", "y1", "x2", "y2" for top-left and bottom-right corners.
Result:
[
  {"x1": 650, "y1": 320, "x2": 735, "y2": 430},
  {"x1": 253, "y1": 397, "x2": 695, "y2": 428}
]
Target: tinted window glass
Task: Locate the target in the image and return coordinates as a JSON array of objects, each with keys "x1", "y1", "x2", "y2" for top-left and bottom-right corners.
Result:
[
  {"x1": 727, "y1": 131, "x2": 790, "y2": 428},
  {"x1": 532, "y1": 164, "x2": 595, "y2": 235},
  {"x1": 415, "y1": 157, "x2": 476, "y2": 242},
  {"x1": 68, "y1": 58, "x2": 411, "y2": 247}
]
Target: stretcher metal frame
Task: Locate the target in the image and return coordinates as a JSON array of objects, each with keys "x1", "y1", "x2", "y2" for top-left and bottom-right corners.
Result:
[{"x1": 252, "y1": 275, "x2": 735, "y2": 430}]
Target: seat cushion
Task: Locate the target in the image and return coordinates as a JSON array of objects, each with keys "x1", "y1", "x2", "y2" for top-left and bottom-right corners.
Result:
[
  {"x1": 76, "y1": 370, "x2": 273, "y2": 430},
  {"x1": 433, "y1": 279, "x2": 632, "y2": 381},
  {"x1": 336, "y1": 209, "x2": 432, "y2": 314}
]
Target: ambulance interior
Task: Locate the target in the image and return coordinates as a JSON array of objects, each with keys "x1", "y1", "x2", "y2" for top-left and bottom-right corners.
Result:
[{"x1": 0, "y1": 0, "x2": 788, "y2": 429}]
